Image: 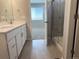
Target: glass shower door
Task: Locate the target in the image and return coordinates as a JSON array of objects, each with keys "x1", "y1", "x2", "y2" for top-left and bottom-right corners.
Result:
[{"x1": 47, "y1": 0, "x2": 65, "y2": 45}]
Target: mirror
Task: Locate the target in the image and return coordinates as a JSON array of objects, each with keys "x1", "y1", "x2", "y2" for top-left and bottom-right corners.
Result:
[
  {"x1": 0, "y1": 0, "x2": 13, "y2": 23},
  {"x1": 11, "y1": 0, "x2": 27, "y2": 21}
]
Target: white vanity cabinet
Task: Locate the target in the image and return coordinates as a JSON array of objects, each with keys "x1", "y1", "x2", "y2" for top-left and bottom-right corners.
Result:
[{"x1": 0, "y1": 24, "x2": 27, "y2": 59}]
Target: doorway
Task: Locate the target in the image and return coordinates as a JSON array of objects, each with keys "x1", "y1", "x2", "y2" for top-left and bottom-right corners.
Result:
[
  {"x1": 30, "y1": 0, "x2": 65, "y2": 54},
  {"x1": 31, "y1": 0, "x2": 46, "y2": 40}
]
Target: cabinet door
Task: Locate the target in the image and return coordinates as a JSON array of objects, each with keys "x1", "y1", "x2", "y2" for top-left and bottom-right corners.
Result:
[
  {"x1": 21, "y1": 31, "x2": 24, "y2": 48},
  {"x1": 8, "y1": 36, "x2": 17, "y2": 59},
  {"x1": 16, "y1": 26, "x2": 26, "y2": 56},
  {"x1": 16, "y1": 32, "x2": 22, "y2": 56},
  {"x1": 23, "y1": 25, "x2": 27, "y2": 41},
  {"x1": 0, "y1": 35, "x2": 9, "y2": 59}
]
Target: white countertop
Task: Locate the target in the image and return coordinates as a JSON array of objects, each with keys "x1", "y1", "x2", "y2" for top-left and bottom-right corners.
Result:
[{"x1": 0, "y1": 21, "x2": 26, "y2": 33}]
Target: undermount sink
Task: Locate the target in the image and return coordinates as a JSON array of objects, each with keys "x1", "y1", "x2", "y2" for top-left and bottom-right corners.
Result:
[{"x1": 0, "y1": 25, "x2": 13, "y2": 29}]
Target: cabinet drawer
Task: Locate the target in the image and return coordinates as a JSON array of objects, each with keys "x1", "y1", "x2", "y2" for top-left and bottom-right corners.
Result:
[{"x1": 7, "y1": 28, "x2": 20, "y2": 42}]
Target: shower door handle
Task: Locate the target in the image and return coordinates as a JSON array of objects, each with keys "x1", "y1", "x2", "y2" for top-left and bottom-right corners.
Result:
[
  {"x1": 51, "y1": 0, "x2": 54, "y2": 3},
  {"x1": 52, "y1": 0, "x2": 55, "y2": 2},
  {"x1": 44, "y1": 21, "x2": 48, "y2": 23}
]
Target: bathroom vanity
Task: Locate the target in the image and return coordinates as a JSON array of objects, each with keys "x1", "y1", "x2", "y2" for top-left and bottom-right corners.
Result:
[
  {"x1": 0, "y1": 22, "x2": 27, "y2": 59},
  {"x1": 0, "y1": 0, "x2": 31, "y2": 59}
]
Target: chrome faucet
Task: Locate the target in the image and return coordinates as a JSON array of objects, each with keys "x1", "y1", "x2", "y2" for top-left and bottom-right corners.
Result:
[
  {"x1": 9, "y1": 18, "x2": 14, "y2": 24},
  {"x1": 8, "y1": 16, "x2": 14, "y2": 24}
]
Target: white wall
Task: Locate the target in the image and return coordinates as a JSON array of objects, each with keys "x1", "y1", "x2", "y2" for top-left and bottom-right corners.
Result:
[{"x1": 63, "y1": 0, "x2": 77, "y2": 59}]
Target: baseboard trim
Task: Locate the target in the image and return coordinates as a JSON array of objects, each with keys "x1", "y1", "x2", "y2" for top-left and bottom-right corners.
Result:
[{"x1": 55, "y1": 42, "x2": 63, "y2": 53}]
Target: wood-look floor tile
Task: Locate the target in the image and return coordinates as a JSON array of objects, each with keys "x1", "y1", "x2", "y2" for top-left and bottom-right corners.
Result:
[{"x1": 19, "y1": 40, "x2": 62, "y2": 59}]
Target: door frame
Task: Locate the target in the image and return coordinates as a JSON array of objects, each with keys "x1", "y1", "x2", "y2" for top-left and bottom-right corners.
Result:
[
  {"x1": 46, "y1": 0, "x2": 53, "y2": 45},
  {"x1": 63, "y1": 0, "x2": 77, "y2": 59}
]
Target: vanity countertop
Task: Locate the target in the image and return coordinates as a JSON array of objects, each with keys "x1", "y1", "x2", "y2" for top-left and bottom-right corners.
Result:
[{"x1": 0, "y1": 21, "x2": 26, "y2": 34}]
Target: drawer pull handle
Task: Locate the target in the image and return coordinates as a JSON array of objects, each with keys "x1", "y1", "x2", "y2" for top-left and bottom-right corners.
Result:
[
  {"x1": 15, "y1": 36, "x2": 16, "y2": 40},
  {"x1": 12, "y1": 44, "x2": 16, "y2": 48},
  {"x1": 15, "y1": 56, "x2": 17, "y2": 59},
  {"x1": 21, "y1": 33, "x2": 23, "y2": 37}
]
